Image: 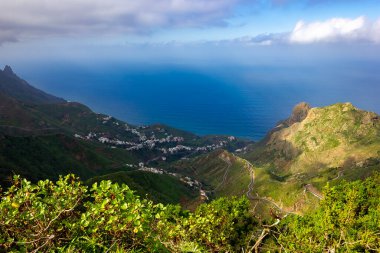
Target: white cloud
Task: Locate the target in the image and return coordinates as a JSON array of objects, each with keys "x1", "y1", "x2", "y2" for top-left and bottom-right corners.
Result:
[
  {"x1": 289, "y1": 16, "x2": 380, "y2": 44},
  {"x1": 242, "y1": 16, "x2": 380, "y2": 46},
  {"x1": 185, "y1": 16, "x2": 380, "y2": 47},
  {"x1": 0, "y1": 0, "x2": 239, "y2": 44}
]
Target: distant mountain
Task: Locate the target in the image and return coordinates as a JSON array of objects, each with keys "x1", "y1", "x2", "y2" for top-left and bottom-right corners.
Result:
[
  {"x1": 0, "y1": 65, "x2": 65, "y2": 104},
  {"x1": 244, "y1": 102, "x2": 380, "y2": 213}
]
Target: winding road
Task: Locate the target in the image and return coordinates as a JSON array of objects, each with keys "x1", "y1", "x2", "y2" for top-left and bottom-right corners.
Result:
[
  {"x1": 304, "y1": 184, "x2": 323, "y2": 200},
  {"x1": 214, "y1": 156, "x2": 287, "y2": 214},
  {"x1": 245, "y1": 161, "x2": 255, "y2": 199},
  {"x1": 242, "y1": 159, "x2": 296, "y2": 214}
]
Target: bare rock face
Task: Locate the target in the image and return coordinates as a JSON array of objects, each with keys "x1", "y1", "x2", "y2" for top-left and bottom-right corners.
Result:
[
  {"x1": 261, "y1": 102, "x2": 311, "y2": 145},
  {"x1": 283, "y1": 102, "x2": 311, "y2": 127}
]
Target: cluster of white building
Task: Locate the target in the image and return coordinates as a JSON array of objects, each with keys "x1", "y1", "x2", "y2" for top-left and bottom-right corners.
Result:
[
  {"x1": 74, "y1": 128, "x2": 187, "y2": 152},
  {"x1": 235, "y1": 146, "x2": 248, "y2": 153},
  {"x1": 73, "y1": 115, "x2": 238, "y2": 162},
  {"x1": 138, "y1": 166, "x2": 164, "y2": 174},
  {"x1": 101, "y1": 115, "x2": 113, "y2": 124},
  {"x1": 158, "y1": 141, "x2": 229, "y2": 155},
  {"x1": 75, "y1": 130, "x2": 234, "y2": 156},
  {"x1": 180, "y1": 176, "x2": 202, "y2": 188}
]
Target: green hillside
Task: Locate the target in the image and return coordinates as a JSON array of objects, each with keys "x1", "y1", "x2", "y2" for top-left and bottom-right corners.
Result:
[
  {"x1": 244, "y1": 102, "x2": 380, "y2": 213},
  {"x1": 171, "y1": 150, "x2": 252, "y2": 199},
  {"x1": 0, "y1": 134, "x2": 138, "y2": 186},
  {"x1": 86, "y1": 170, "x2": 199, "y2": 206}
]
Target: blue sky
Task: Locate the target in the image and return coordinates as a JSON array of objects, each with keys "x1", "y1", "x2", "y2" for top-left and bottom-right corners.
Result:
[{"x1": 0, "y1": 0, "x2": 380, "y2": 63}]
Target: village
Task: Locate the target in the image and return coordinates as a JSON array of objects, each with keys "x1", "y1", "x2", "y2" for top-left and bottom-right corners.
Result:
[
  {"x1": 72, "y1": 115, "x2": 238, "y2": 201},
  {"x1": 74, "y1": 114, "x2": 237, "y2": 158}
]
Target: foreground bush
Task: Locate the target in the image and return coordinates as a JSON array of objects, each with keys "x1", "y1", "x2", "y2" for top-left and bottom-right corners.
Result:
[
  {"x1": 0, "y1": 175, "x2": 255, "y2": 252},
  {"x1": 2, "y1": 173, "x2": 379, "y2": 252},
  {"x1": 278, "y1": 174, "x2": 380, "y2": 252}
]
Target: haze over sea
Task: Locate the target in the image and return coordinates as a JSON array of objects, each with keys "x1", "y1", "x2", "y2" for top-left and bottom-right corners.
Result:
[{"x1": 15, "y1": 52, "x2": 380, "y2": 141}]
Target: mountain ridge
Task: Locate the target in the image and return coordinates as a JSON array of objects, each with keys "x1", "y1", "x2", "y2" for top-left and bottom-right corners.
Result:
[{"x1": 0, "y1": 65, "x2": 66, "y2": 104}]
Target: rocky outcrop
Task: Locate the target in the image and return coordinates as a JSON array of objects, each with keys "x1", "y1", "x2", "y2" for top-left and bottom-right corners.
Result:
[
  {"x1": 282, "y1": 102, "x2": 311, "y2": 127},
  {"x1": 261, "y1": 102, "x2": 311, "y2": 145},
  {"x1": 3, "y1": 65, "x2": 15, "y2": 75}
]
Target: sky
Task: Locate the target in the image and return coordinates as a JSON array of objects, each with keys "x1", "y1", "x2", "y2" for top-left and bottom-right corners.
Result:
[{"x1": 1, "y1": 0, "x2": 380, "y2": 64}]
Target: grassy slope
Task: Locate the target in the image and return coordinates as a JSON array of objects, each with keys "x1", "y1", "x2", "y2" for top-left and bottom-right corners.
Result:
[
  {"x1": 86, "y1": 170, "x2": 199, "y2": 206},
  {"x1": 171, "y1": 150, "x2": 251, "y2": 199},
  {"x1": 0, "y1": 93, "x2": 51, "y2": 131},
  {"x1": 0, "y1": 134, "x2": 138, "y2": 186},
  {"x1": 244, "y1": 103, "x2": 380, "y2": 213},
  {"x1": 290, "y1": 103, "x2": 380, "y2": 172}
]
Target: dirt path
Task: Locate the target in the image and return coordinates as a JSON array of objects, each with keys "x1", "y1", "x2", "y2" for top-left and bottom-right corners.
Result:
[
  {"x1": 304, "y1": 184, "x2": 323, "y2": 200},
  {"x1": 332, "y1": 171, "x2": 344, "y2": 180}
]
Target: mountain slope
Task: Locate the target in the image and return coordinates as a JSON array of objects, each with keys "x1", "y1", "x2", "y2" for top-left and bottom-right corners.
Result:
[
  {"x1": 244, "y1": 102, "x2": 380, "y2": 212},
  {"x1": 247, "y1": 102, "x2": 380, "y2": 171},
  {"x1": 0, "y1": 133, "x2": 139, "y2": 186},
  {"x1": 86, "y1": 170, "x2": 199, "y2": 206},
  {"x1": 171, "y1": 150, "x2": 252, "y2": 199}
]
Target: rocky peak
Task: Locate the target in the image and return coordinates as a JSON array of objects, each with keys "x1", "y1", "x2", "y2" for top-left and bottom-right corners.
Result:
[
  {"x1": 262, "y1": 102, "x2": 311, "y2": 144},
  {"x1": 285, "y1": 102, "x2": 311, "y2": 126},
  {"x1": 3, "y1": 65, "x2": 15, "y2": 75},
  {"x1": 0, "y1": 65, "x2": 66, "y2": 104}
]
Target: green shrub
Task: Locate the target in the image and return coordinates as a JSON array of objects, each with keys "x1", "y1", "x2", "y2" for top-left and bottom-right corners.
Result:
[
  {"x1": 278, "y1": 174, "x2": 380, "y2": 252},
  {"x1": 0, "y1": 175, "x2": 256, "y2": 252}
]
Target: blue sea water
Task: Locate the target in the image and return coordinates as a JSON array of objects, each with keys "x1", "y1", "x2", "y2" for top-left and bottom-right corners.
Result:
[{"x1": 18, "y1": 63, "x2": 380, "y2": 141}]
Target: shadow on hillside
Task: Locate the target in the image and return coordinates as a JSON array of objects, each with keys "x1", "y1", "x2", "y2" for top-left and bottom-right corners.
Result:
[{"x1": 247, "y1": 139, "x2": 301, "y2": 170}]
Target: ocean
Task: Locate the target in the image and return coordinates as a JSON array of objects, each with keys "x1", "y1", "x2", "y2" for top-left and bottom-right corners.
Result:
[{"x1": 18, "y1": 62, "x2": 380, "y2": 141}]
